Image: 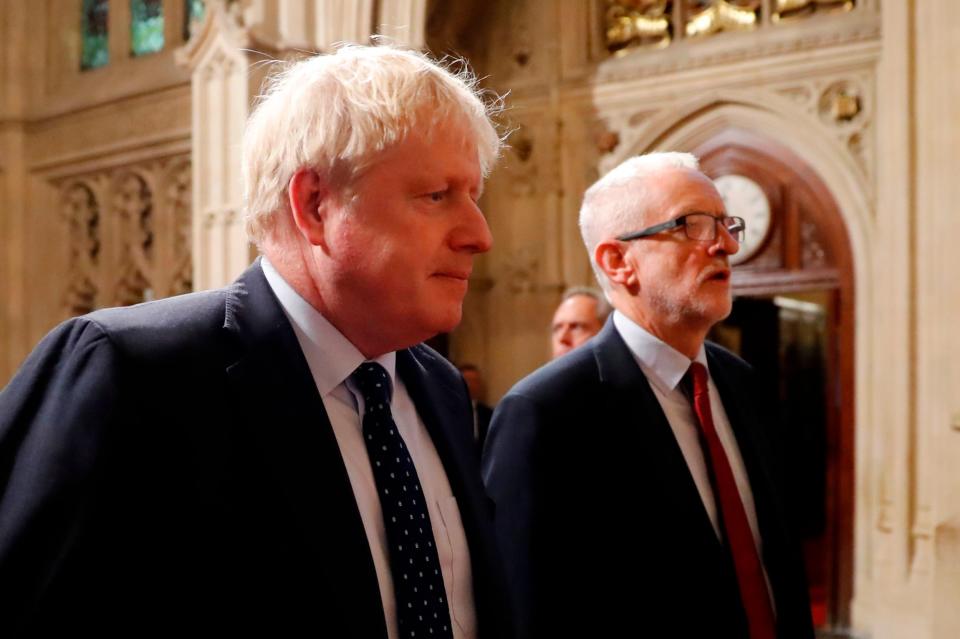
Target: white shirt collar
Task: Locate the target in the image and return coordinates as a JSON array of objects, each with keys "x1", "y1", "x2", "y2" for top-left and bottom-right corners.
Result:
[
  {"x1": 260, "y1": 256, "x2": 396, "y2": 397},
  {"x1": 612, "y1": 310, "x2": 708, "y2": 394}
]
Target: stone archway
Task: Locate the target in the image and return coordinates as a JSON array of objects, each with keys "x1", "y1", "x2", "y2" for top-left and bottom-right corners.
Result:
[{"x1": 628, "y1": 98, "x2": 869, "y2": 633}]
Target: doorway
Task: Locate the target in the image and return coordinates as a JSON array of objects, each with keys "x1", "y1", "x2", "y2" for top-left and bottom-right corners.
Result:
[
  {"x1": 693, "y1": 129, "x2": 855, "y2": 634},
  {"x1": 711, "y1": 289, "x2": 850, "y2": 635}
]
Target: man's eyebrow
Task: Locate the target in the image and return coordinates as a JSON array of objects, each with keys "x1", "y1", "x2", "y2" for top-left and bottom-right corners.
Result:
[{"x1": 672, "y1": 209, "x2": 727, "y2": 220}]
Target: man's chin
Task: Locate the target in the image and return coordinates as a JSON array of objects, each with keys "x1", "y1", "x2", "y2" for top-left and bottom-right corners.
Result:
[
  {"x1": 424, "y1": 306, "x2": 464, "y2": 339},
  {"x1": 709, "y1": 300, "x2": 733, "y2": 324},
  {"x1": 683, "y1": 296, "x2": 732, "y2": 327}
]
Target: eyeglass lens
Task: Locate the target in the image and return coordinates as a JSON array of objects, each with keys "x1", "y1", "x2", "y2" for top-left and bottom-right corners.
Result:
[{"x1": 685, "y1": 214, "x2": 744, "y2": 242}]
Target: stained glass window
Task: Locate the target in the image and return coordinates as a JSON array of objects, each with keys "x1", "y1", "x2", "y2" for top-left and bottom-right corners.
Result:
[
  {"x1": 184, "y1": 0, "x2": 206, "y2": 40},
  {"x1": 81, "y1": 0, "x2": 109, "y2": 70},
  {"x1": 131, "y1": 0, "x2": 164, "y2": 57}
]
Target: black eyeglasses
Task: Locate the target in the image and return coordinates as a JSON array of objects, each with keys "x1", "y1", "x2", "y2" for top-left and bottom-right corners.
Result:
[{"x1": 616, "y1": 213, "x2": 745, "y2": 243}]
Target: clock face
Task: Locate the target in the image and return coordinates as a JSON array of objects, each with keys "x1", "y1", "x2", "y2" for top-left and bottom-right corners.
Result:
[{"x1": 713, "y1": 174, "x2": 772, "y2": 266}]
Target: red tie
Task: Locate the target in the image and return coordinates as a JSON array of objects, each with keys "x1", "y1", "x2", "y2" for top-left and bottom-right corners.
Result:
[{"x1": 685, "y1": 362, "x2": 777, "y2": 639}]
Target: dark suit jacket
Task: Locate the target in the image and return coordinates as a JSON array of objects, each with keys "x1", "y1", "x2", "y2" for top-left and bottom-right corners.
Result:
[
  {"x1": 482, "y1": 320, "x2": 812, "y2": 639},
  {"x1": 475, "y1": 402, "x2": 493, "y2": 452},
  {"x1": 0, "y1": 261, "x2": 513, "y2": 638}
]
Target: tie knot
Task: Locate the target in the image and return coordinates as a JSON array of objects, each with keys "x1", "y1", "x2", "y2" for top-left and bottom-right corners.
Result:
[
  {"x1": 350, "y1": 361, "x2": 393, "y2": 404},
  {"x1": 683, "y1": 361, "x2": 710, "y2": 398}
]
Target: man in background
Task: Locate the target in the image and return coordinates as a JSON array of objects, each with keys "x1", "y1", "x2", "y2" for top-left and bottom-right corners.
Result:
[
  {"x1": 549, "y1": 286, "x2": 611, "y2": 359},
  {"x1": 0, "y1": 45, "x2": 513, "y2": 639},
  {"x1": 485, "y1": 152, "x2": 812, "y2": 638}
]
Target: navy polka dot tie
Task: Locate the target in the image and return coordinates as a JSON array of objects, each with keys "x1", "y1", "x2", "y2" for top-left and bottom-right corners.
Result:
[{"x1": 351, "y1": 362, "x2": 454, "y2": 639}]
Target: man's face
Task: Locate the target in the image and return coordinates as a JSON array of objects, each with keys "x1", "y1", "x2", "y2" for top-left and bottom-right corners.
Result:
[
  {"x1": 318, "y1": 121, "x2": 492, "y2": 352},
  {"x1": 624, "y1": 168, "x2": 739, "y2": 336},
  {"x1": 551, "y1": 295, "x2": 604, "y2": 359}
]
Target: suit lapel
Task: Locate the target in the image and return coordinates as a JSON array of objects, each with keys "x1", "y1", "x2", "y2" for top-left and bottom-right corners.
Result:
[
  {"x1": 706, "y1": 346, "x2": 783, "y2": 553},
  {"x1": 591, "y1": 321, "x2": 722, "y2": 550},
  {"x1": 397, "y1": 347, "x2": 473, "y2": 492},
  {"x1": 222, "y1": 262, "x2": 388, "y2": 639},
  {"x1": 398, "y1": 347, "x2": 508, "y2": 636},
  {"x1": 396, "y1": 346, "x2": 488, "y2": 547}
]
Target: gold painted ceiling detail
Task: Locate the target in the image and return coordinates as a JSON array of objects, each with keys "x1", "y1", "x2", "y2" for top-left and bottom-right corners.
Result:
[
  {"x1": 685, "y1": 1, "x2": 759, "y2": 38},
  {"x1": 605, "y1": 0, "x2": 673, "y2": 55},
  {"x1": 604, "y1": 0, "x2": 857, "y2": 56},
  {"x1": 774, "y1": 0, "x2": 854, "y2": 23}
]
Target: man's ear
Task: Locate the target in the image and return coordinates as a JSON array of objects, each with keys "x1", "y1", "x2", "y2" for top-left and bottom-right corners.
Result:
[
  {"x1": 595, "y1": 240, "x2": 637, "y2": 290},
  {"x1": 288, "y1": 167, "x2": 332, "y2": 246}
]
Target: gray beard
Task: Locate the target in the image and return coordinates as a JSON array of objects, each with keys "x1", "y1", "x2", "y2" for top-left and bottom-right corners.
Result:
[{"x1": 645, "y1": 282, "x2": 731, "y2": 328}]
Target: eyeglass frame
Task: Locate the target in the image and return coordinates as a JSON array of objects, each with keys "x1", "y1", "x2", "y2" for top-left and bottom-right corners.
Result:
[{"x1": 615, "y1": 212, "x2": 746, "y2": 244}]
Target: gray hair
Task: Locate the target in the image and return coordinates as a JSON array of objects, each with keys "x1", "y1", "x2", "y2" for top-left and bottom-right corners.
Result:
[
  {"x1": 578, "y1": 152, "x2": 700, "y2": 290},
  {"x1": 560, "y1": 286, "x2": 612, "y2": 322},
  {"x1": 242, "y1": 44, "x2": 504, "y2": 245}
]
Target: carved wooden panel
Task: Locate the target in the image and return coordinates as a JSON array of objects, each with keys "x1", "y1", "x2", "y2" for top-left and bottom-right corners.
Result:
[
  {"x1": 111, "y1": 171, "x2": 154, "y2": 306},
  {"x1": 61, "y1": 183, "x2": 101, "y2": 315},
  {"x1": 55, "y1": 154, "x2": 192, "y2": 314}
]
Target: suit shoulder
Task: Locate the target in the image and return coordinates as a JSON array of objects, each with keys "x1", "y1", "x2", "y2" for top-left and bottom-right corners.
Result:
[
  {"x1": 89, "y1": 288, "x2": 227, "y2": 331},
  {"x1": 88, "y1": 288, "x2": 227, "y2": 342},
  {"x1": 2, "y1": 316, "x2": 116, "y2": 396},
  {"x1": 503, "y1": 346, "x2": 599, "y2": 406},
  {"x1": 40, "y1": 288, "x2": 236, "y2": 372}
]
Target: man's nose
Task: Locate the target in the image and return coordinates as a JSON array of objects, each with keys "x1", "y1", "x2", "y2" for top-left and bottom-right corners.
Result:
[
  {"x1": 454, "y1": 199, "x2": 493, "y2": 254},
  {"x1": 710, "y1": 223, "x2": 740, "y2": 257}
]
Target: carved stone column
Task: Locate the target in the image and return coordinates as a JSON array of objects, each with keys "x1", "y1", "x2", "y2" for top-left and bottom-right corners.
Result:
[
  {"x1": 0, "y1": 0, "x2": 30, "y2": 382},
  {"x1": 915, "y1": 1, "x2": 960, "y2": 637},
  {"x1": 863, "y1": 0, "x2": 960, "y2": 636},
  {"x1": 176, "y1": 1, "x2": 269, "y2": 290}
]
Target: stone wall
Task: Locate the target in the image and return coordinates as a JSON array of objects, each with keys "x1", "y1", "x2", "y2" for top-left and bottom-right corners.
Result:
[{"x1": 1, "y1": 1, "x2": 959, "y2": 636}]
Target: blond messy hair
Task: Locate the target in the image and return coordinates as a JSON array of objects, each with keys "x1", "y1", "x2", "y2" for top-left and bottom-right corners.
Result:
[{"x1": 242, "y1": 44, "x2": 504, "y2": 245}]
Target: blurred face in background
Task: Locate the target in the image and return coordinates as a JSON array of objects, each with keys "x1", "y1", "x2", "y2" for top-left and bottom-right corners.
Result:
[{"x1": 551, "y1": 294, "x2": 604, "y2": 359}]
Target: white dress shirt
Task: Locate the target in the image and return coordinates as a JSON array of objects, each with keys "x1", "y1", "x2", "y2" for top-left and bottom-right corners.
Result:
[
  {"x1": 612, "y1": 310, "x2": 764, "y2": 552},
  {"x1": 261, "y1": 257, "x2": 477, "y2": 639}
]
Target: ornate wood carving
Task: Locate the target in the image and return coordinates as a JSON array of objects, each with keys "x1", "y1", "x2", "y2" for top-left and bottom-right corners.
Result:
[
  {"x1": 111, "y1": 172, "x2": 154, "y2": 306},
  {"x1": 55, "y1": 155, "x2": 191, "y2": 315},
  {"x1": 165, "y1": 159, "x2": 193, "y2": 296},
  {"x1": 61, "y1": 183, "x2": 101, "y2": 315}
]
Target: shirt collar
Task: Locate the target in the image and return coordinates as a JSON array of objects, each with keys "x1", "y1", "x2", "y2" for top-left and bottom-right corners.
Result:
[
  {"x1": 612, "y1": 310, "x2": 707, "y2": 394},
  {"x1": 260, "y1": 256, "x2": 396, "y2": 397}
]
